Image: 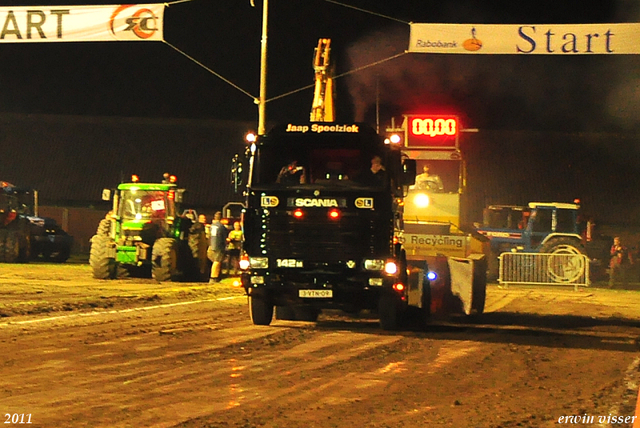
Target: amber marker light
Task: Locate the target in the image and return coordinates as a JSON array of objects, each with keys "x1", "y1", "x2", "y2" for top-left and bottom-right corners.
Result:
[
  {"x1": 328, "y1": 209, "x2": 340, "y2": 220},
  {"x1": 293, "y1": 209, "x2": 304, "y2": 219}
]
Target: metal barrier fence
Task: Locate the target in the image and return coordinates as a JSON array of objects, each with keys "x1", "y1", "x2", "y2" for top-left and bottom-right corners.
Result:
[{"x1": 499, "y1": 252, "x2": 590, "y2": 290}]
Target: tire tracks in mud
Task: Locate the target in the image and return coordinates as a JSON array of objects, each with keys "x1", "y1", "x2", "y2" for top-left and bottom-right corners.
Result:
[
  {"x1": 0, "y1": 294, "x2": 487, "y2": 428},
  {"x1": 2, "y1": 269, "x2": 640, "y2": 428}
]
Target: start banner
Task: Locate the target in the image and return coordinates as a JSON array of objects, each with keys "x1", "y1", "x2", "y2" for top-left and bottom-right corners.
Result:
[
  {"x1": 409, "y1": 23, "x2": 640, "y2": 54},
  {"x1": 0, "y1": 4, "x2": 164, "y2": 42}
]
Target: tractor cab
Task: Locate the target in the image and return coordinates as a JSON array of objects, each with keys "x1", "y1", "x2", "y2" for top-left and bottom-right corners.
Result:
[{"x1": 478, "y1": 202, "x2": 585, "y2": 254}]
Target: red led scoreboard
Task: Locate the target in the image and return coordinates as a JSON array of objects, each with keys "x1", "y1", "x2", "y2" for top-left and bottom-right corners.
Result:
[{"x1": 403, "y1": 115, "x2": 459, "y2": 149}]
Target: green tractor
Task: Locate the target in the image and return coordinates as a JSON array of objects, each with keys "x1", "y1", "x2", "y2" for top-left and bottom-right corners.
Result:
[{"x1": 89, "y1": 174, "x2": 208, "y2": 282}]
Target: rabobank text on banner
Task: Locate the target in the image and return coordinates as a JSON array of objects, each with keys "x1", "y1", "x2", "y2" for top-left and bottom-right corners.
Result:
[
  {"x1": 0, "y1": 4, "x2": 164, "y2": 42},
  {"x1": 409, "y1": 23, "x2": 640, "y2": 54}
]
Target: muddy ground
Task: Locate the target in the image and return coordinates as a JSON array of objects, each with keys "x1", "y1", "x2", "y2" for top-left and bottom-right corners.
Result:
[{"x1": 0, "y1": 262, "x2": 639, "y2": 428}]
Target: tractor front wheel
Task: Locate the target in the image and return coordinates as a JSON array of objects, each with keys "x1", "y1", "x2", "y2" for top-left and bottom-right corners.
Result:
[
  {"x1": 152, "y1": 238, "x2": 182, "y2": 282},
  {"x1": 95, "y1": 218, "x2": 112, "y2": 236},
  {"x1": 89, "y1": 234, "x2": 115, "y2": 279}
]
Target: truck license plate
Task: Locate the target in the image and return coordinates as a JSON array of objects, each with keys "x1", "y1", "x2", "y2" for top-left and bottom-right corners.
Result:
[{"x1": 299, "y1": 289, "x2": 333, "y2": 298}]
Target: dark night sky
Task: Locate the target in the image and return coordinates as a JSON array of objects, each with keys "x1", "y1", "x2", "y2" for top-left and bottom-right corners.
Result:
[
  {"x1": 2, "y1": 0, "x2": 640, "y2": 224},
  {"x1": 0, "y1": 0, "x2": 639, "y2": 133}
]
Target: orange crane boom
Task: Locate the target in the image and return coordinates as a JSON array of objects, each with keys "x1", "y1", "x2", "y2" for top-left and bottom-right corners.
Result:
[{"x1": 310, "y1": 38, "x2": 334, "y2": 122}]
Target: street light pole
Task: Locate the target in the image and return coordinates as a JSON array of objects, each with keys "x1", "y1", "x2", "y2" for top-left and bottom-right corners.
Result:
[{"x1": 257, "y1": 0, "x2": 268, "y2": 136}]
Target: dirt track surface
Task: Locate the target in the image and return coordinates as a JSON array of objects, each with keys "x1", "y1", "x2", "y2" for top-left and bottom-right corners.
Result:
[{"x1": 0, "y1": 263, "x2": 639, "y2": 428}]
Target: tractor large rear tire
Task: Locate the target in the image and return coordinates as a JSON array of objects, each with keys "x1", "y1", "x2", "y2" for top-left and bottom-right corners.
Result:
[
  {"x1": 16, "y1": 230, "x2": 31, "y2": 263},
  {"x1": 188, "y1": 225, "x2": 208, "y2": 282},
  {"x1": 249, "y1": 294, "x2": 273, "y2": 326},
  {"x1": 0, "y1": 229, "x2": 6, "y2": 262},
  {"x1": 152, "y1": 238, "x2": 182, "y2": 282},
  {"x1": 3, "y1": 230, "x2": 21, "y2": 263},
  {"x1": 89, "y1": 234, "x2": 115, "y2": 279},
  {"x1": 540, "y1": 237, "x2": 586, "y2": 255},
  {"x1": 539, "y1": 238, "x2": 587, "y2": 284}
]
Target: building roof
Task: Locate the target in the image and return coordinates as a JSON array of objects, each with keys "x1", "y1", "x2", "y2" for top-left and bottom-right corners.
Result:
[{"x1": 0, "y1": 113, "x2": 254, "y2": 212}]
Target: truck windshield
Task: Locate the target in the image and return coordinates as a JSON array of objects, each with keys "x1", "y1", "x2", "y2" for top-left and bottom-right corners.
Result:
[
  {"x1": 118, "y1": 190, "x2": 174, "y2": 221},
  {"x1": 257, "y1": 146, "x2": 388, "y2": 187}
]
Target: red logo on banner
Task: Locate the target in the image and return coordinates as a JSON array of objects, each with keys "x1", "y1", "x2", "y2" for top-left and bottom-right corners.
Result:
[
  {"x1": 109, "y1": 5, "x2": 158, "y2": 39},
  {"x1": 406, "y1": 115, "x2": 458, "y2": 148}
]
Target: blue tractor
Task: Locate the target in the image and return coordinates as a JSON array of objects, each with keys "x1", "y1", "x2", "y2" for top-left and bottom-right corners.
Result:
[{"x1": 475, "y1": 202, "x2": 591, "y2": 279}]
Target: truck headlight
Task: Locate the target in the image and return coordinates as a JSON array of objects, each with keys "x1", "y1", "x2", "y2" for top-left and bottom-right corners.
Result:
[
  {"x1": 249, "y1": 257, "x2": 269, "y2": 269},
  {"x1": 363, "y1": 259, "x2": 385, "y2": 270},
  {"x1": 239, "y1": 256, "x2": 250, "y2": 270},
  {"x1": 384, "y1": 261, "x2": 398, "y2": 275}
]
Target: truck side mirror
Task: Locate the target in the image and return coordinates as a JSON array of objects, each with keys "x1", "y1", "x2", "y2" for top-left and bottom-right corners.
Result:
[
  {"x1": 175, "y1": 189, "x2": 186, "y2": 204},
  {"x1": 231, "y1": 154, "x2": 244, "y2": 194},
  {"x1": 399, "y1": 159, "x2": 416, "y2": 186},
  {"x1": 101, "y1": 188, "x2": 111, "y2": 201}
]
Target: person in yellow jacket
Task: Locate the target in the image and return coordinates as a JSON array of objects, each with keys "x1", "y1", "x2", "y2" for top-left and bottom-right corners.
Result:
[{"x1": 225, "y1": 221, "x2": 243, "y2": 275}]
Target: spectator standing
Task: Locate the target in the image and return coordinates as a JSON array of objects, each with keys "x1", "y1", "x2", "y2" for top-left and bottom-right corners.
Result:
[
  {"x1": 225, "y1": 221, "x2": 244, "y2": 275},
  {"x1": 208, "y1": 211, "x2": 228, "y2": 283},
  {"x1": 198, "y1": 214, "x2": 210, "y2": 240},
  {"x1": 609, "y1": 236, "x2": 633, "y2": 288}
]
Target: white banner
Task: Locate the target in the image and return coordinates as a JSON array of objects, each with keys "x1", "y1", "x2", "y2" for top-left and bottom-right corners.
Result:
[
  {"x1": 0, "y1": 4, "x2": 164, "y2": 42},
  {"x1": 409, "y1": 23, "x2": 640, "y2": 54}
]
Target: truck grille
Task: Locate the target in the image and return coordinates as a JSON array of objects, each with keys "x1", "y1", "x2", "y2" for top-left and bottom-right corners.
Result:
[{"x1": 265, "y1": 210, "x2": 390, "y2": 261}]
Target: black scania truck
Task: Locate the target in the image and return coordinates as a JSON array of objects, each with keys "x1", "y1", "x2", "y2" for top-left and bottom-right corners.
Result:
[{"x1": 239, "y1": 122, "x2": 423, "y2": 330}]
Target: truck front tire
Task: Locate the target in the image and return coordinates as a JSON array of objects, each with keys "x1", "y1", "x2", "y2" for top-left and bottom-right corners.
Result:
[
  {"x1": 275, "y1": 305, "x2": 296, "y2": 320},
  {"x1": 249, "y1": 294, "x2": 273, "y2": 325},
  {"x1": 294, "y1": 306, "x2": 320, "y2": 322},
  {"x1": 379, "y1": 291, "x2": 404, "y2": 331}
]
